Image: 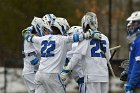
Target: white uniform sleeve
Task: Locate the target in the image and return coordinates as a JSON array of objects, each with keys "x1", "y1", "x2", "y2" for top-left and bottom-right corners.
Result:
[
  {"x1": 61, "y1": 36, "x2": 70, "y2": 43},
  {"x1": 67, "y1": 40, "x2": 88, "y2": 70},
  {"x1": 66, "y1": 50, "x2": 74, "y2": 58},
  {"x1": 74, "y1": 40, "x2": 88, "y2": 55},
  {"x1": 66, "y1": 43, "x2": 78, "y2": 58},
  {"x1": 61, "y1": 34, "x2": 84, "y2": 43}
]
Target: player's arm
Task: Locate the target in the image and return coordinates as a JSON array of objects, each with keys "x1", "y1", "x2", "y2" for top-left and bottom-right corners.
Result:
[
  {"x1": 67, "y1": 53, "x2": 82, "y2": 70},
  {"x1": 125, "y1": 42, "x2": 140, "y2": 92},
  {"x1": 22, "y1": 26, "x2": 41, "y2": 43},
  {"x1": 60, "y1": 53, "x2": 82, "y2": 81},
  {"x1": 64, "y1": 30, "x2": 102, "y2": 43},
  {"x1": 22, "y1": 26, "x2": 33, "y2": 38},
  {"x1": 27, "y1": 51, "x2": 41, "y2": 65},
  {"x1": 26, "y1": 35, "x2": 41, "y2": 44},
  {"x1": 60, "y1": 41, "x2": 88, "y2": 81},
  {"x1": 66, "y1": 40, "x2": 88, "y2": 69}
]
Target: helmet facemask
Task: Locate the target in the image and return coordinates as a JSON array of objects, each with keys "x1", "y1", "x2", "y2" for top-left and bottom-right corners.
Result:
[
  {"x1": 126, "y1": 11, "x2": 140, "y2": 43},
  {"x1": 126, "y1": 20, "x2": 140, "y2": 43},
  {"x1": 127, "y1": 21, "x2": 140, "y2": 36}
]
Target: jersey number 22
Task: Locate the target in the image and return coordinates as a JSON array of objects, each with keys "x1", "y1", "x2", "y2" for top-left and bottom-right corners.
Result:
[{"x1": 41, "y1": 40, "x2": 55, "y2": 57}]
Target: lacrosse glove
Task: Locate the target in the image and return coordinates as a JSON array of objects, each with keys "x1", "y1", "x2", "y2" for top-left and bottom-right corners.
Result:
[
  {"x1": 22, "y1": 26, "x2": 33, "y2": 38},
  {"x1": 60, "y1": 66, "x2": 71, "y2": 81},
  {"x1": 120, "y1": 68, "x2": 128, "y2": 81},
  {"x1": 84, "y1": 29, "x2": 102, "y2": 40}
]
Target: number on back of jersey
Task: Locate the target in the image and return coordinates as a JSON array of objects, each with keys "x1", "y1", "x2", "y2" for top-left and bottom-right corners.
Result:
[{"x1": 41, "y1": 40, "x2": 55, "y2": 57}]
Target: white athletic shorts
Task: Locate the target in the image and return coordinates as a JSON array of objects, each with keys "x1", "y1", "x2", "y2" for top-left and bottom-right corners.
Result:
[
  {"x1": 22, "y1": 73, "x2": 36, "y2": 93},
  {"x1": 35, "y1": 71, "x2": 66, "y2": 93}
]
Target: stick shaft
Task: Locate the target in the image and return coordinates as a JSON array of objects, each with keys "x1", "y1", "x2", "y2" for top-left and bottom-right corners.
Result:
[
  {"x1": 107, "y1": 59, "x2": 116, "y2": 78},
  {"x1": 110, "y1": 45, "x2": 121, "y2": 51},
  {"x1": 108, "y1": 46, "x2": 120, "y2": 78}
]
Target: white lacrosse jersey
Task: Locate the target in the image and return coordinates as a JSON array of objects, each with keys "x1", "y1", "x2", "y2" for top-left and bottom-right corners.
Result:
[
  {"x1": 22, "y1": 40, "x2": 38, "y2": 75},
  {"x1": 67, "y1": 42, "x2": 84, "y2": 79},
  {"x1": 73, "y1": 34, "x2": 111, "y2": 82},
  {"x1": 32, "y1": 35, "x2": 70, "y2": 73}
]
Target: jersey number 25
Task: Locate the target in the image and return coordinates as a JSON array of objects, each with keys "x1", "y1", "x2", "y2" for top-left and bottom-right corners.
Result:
[
  {"x1": 90, "y1": 40, "x2": 106, "y2": 58},
  {"x1": 41, "y1": 40, "x2": 55, "y2": 57}
]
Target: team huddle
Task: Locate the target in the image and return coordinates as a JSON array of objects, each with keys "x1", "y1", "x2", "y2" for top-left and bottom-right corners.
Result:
[{"x1": 22, "y1": 11, "x2": 140, "y2": 93}]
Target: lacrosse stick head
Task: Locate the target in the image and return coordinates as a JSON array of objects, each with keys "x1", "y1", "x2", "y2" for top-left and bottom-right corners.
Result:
[{"x1": 119, "y1": 59, "x2": 129, "y2": 69}]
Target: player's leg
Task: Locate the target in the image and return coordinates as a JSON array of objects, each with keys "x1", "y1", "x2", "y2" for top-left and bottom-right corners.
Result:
[
  {"x1": 43, "y1": 73, "x2": 66, "y2": 93},
  {"x1": 48, "y1": 74, "x2": 66, "y2": 93},
  {"x1": 85, "y1": 82, "x2": 101, "y2": 93},
  {"x1": 22, "y1": 77, "x2": 33, "y2": 93},
  {"x1": 34, "y1": 71, "x2": 46, "y2": 93},
  {"x1": 101, "y1": 82, "x2": 109, "y2": 93},
  {"x1": 22, "y1": 73, "x2": 36, "y2": 93},
  {"x1": 35, "y1": 84, "x2": 46, "y2": 93}
]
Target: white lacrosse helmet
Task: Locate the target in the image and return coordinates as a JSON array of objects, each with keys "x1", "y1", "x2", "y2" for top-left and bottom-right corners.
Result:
[
  {"x1": 126, "y1": 11, "x2": 140, "y2": 36},
  {"x1": 31, "y1": 16, "x2": 53, "y2": 36},
  {"x1": 51, "y1": 17, "x2": 70, "y2": 35},
  {"x1": 127, "y1": 11, "x2": 140, "y2": 21},
  {"x1": 126, "y1": 11, "x2": 140, "y2": 43},
  {"x1": 42, "y1": 14, "x2": 56, "y2": 25},
  {"x1": 67, "y1": 26, "x2": 83, "y2": 36},
  {"x1": 81, "y1": 12, "x2": 98, "y2": 32}
]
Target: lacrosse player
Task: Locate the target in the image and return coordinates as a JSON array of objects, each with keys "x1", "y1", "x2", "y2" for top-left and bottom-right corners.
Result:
[
  {"x1": 60, "y1": 12, "x2": 111, "y2": 93},
  {"x1": 22, "y1": 15, "x2": 55, "y2": 93},
  {"x1": 23, "y1": 16, "x2": 102, "y2": 93},
  {"x1": 22, "y1": 18, "x2": 42, "y2": 93},
  {"x1": 66, "y1": 26, "x2": 85, "y2": 93},
  {"x1": 124, "y1": 11, "x2": 140, "y2": 93}
]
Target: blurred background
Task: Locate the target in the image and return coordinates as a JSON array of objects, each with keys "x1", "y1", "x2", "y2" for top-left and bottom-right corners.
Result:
[{"x1": 0, "y1": 0, "x2": 140, "y2": 93}]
